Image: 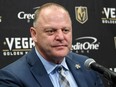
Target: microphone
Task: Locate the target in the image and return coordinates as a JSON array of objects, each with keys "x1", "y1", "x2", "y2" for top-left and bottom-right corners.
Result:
[{"x1": 84, "y1": 58, "x2": 116, "y2": 83}]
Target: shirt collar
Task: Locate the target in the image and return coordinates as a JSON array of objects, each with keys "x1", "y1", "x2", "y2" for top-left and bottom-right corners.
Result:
[{"x1": 35, "y1": 47, "x2": 69, "y2": 74}]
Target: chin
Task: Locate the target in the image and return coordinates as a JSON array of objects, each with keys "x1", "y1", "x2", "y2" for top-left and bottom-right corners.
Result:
[
  {"x1": 51, "y1": 49, "x2": 70, "y2": 57},
  {"x1": 54, "y1": 52, "x2": 68, "y2": 58}
]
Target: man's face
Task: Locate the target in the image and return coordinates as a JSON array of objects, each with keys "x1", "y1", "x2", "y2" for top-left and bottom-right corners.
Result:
[{"x1": 31, "y1": 7, "x2": 72, "y2": 63}]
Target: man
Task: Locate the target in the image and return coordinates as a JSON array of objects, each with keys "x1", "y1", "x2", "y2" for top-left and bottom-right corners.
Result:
[{"x1": 0, "y1": 3, "x2": 104, "y2": 87}]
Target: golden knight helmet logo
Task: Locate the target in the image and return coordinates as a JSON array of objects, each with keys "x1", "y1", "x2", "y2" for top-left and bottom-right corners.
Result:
[{"x1": 75, "y1": 6, "x2": 88, "y2": 24}]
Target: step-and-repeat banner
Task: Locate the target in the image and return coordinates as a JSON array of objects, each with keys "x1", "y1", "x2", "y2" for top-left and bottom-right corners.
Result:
[{"x1": 0, "y1": 0, "x2": 116, "y2": 86}]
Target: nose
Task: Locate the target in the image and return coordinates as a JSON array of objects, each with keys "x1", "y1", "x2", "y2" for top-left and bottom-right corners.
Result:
[{"x1": 55, "y1": 30, "x2": 65, "y2": 41}]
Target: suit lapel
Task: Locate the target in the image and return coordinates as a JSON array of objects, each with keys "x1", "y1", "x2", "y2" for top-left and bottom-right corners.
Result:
[
  {"x1": 66, "y1": 56, "x2": 89, "y2": 87},
  {"x1": 30, "y1": 61, "x2": 54, "y2": 87},
  {"x1": 27, "y1": 48, "x2": 54, "y2": 87}
]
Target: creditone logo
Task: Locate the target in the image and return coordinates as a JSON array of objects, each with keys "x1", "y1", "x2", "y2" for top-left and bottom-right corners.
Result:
[
  {"x1": 17, "y1": 7, "x2": 40, "y2": 23},
  {"x1": 75, "y1": 6, "x2": 88, "y2": 24},
  {"x1": 109, "y1": 68, "x2": 116, "y2": 72},
  {"x1": 17, "y1": 11, "x2": 35, "y2": 23},
  {"x1": 2, "y1": 37, "x2": 35, "y2": 56},
  {"x1": 114, "y1": 37, "x2": 116, "y2": 49},
  {"x1": 0, "y1": 16, "x2": 2, "y2": 22},
  {"x1": 72, "y1": 36, "x2": 100, "y2": 53},
  {"x1": 102, "y1": 7, "x2": 116, "y2": 24}
]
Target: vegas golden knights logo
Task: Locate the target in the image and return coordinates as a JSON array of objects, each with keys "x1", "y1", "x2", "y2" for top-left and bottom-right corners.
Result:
[{"x1": 75, "y1": 6, "x2": 88, "y2": 24}]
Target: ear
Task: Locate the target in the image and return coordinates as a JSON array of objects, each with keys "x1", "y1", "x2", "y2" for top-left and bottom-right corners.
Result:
[{"x1": 30, "y1": 27, "x2": 37, "y2": 42}]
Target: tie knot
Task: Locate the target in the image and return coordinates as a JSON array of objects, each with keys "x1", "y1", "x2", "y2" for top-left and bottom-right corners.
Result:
[{"x1": 57, "y1": 66, "x2": 63, "y2": 73}]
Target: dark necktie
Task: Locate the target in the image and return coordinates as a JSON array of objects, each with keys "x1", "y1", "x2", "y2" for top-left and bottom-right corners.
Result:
[{"x1": 57, "y1": 66, "x2": 70, "y2": 87}]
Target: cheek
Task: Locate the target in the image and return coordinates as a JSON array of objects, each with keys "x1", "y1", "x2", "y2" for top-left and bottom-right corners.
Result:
[
  {"x1": 37, "y1": 36, "x2": 53, "y2": 45},
  {"x1": 66, "y1": 34, "x2": 72, "y2": 42}
]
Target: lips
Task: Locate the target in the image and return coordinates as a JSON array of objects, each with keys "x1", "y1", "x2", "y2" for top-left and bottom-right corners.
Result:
[
  {"x1": 52, "y1": 44, "x2": 67, "y2": 47},
  {"x1": 52, "y1": 44, "x2": 68, "y2": 49}
]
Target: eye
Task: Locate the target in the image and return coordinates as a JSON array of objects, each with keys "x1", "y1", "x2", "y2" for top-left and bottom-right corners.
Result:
[
  {"x1": 45, "y1": 29, "x2": 56, "y2": 35},
  {"x1": 62, "y1": 28, "x2": 70, "y2": 34}
]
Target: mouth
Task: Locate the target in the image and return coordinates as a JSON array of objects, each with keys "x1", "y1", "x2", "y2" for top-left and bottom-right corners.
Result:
[
  {"x1": 53, "y1": 44, "x2": 67, "y2": 47},
  {"x1": 52, "y1": 45, "x2": 67, "y2": 48}
]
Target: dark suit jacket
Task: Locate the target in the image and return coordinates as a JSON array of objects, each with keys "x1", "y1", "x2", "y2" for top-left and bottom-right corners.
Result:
[{"x1": 0, "y1": 48, "x2": 104, "y2": 87}]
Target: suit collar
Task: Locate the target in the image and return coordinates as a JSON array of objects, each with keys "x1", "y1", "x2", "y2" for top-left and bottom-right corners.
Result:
[{"x1": 66, "y1": 54, "x2": 89, "y2": 87}]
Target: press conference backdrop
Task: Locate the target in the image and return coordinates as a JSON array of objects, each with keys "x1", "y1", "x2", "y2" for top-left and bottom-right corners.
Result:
[{"x1": 0, "y1": 0, "x2": 116, "y2": 86}]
